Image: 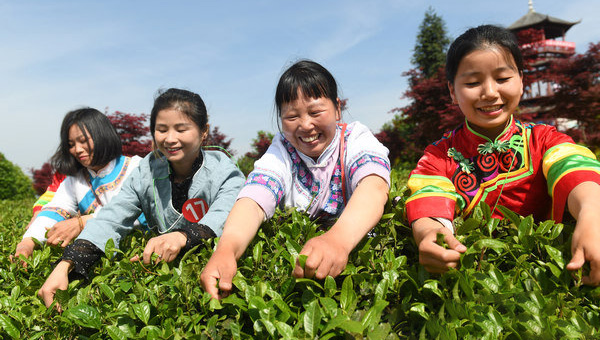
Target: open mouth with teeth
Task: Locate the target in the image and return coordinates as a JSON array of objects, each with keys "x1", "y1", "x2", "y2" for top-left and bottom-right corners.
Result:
[
  {"x1": 478, "y1": 104, "x2": 503, "y2": 113},
  {"x1": 299, "y1": 134, "x2": 319, "y2": 143}
]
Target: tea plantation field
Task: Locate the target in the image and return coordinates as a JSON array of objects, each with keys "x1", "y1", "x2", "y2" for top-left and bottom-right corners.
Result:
[{"x1": 0, "y1": 168, "x2": 599, "y2": 339}]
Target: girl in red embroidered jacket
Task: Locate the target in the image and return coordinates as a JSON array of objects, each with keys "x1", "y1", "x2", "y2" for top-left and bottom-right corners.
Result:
[{"x1": 407, "y1": 25, "x2": 600, "y2": 285}]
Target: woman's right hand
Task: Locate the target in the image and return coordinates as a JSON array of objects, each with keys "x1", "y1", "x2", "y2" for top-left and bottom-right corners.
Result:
[
  {"x1": 200, "y1": 248, "x2": 238, "y2": 300},
  {"x1": 413, "y1": 218, "x2": 466, "y2": 273},
  {"x1": 46, "y1": 216, "x2": 86, "y2": 247},
  {"x1": 11, "y1": 238, "x2": 36, "y2": 264},
  {"x1": 38, "y1": 260, "x2": 71, "y2": 311}
]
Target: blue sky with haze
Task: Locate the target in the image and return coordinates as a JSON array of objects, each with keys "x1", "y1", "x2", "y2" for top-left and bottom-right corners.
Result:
[{"x1": 2, "y1": 0, "x2": 599, "y2": 172}]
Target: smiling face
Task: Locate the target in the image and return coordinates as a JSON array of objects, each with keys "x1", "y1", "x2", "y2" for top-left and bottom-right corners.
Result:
[
  {"x1": 280, "y1": 90, "x2": 341, "y2": 160},
  {"x1": 68, "y1": 124, "x2": 96, "y2": 171},
  {"x1": 154, "y1": 108, "x2": 206, "y2": 178},
  {"x1": 449, "y1": 47, "x2": 523, "y2": 140}
]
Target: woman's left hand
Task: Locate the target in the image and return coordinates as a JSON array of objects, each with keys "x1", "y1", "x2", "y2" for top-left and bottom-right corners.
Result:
[
  {"x1": 46, "y1": 216, "x2": 86, "y2": 247},
  {"x1": 38, "y1": 261, "x2": 71, "y2": 310},
  {"x1": 130, "y1": 231, "x2": 187, "y2": 264},
  {"x1": 566, "y1": 181, "x2": 600, "y2": 286},
  {"x1": 566, "y1": 208, "x2": 600, "y2": 285},
  {"x1": 293, "y1": 231, "x2": 350, "y2": 279}
]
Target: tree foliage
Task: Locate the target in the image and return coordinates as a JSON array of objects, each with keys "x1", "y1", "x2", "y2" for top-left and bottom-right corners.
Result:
[
  {"x1": 238, "y1": 131, "x2": 274, "y2": 176},
  {"x1": 0, "y1": 152, "x2": 35, "y2": 200},
  {"x1": 538, "y1": 42, "x2": 600, "y2": 151},
  {"x1": 411, "y1": 7, "x2": 451, "y2": 78},
  {"x1": 377, "y1": 9, "x2": 458, "y2": 165},
  {"x1": 203, "y1": 126, "x2": 235, "y2": 156},
  {"x1": 515, "y1": 27, "x2": 547, "y2": 89},
  {"x1": 377, "y1": 68, "x2": 462, "y2": 165},
  {"x1": 106, "y1": 110, "x2": 152, "y2": 157},
  {"x1": 31, "y1": 162, "x2": 54, "y2": 196}
]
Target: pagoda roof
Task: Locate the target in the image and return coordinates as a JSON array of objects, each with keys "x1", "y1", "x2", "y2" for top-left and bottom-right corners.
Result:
[{"x1": 509, "y1": 8, "x2": 580, "y2": 39}]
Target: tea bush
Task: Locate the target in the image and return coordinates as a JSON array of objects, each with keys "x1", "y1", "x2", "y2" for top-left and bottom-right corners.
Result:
[{"x1": 1, "y1": 167, "x2": 599, "y2": 339}]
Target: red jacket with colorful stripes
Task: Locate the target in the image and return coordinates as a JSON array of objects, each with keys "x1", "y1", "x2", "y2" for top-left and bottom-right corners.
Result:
[{"x1": 406, "y1": 117, "x2": 600, "y2": 224}]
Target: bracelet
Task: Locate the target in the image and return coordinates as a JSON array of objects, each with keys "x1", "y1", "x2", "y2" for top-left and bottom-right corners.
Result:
[{"x1": 77, "y1": 215, "x2": 84, "y2": 232}]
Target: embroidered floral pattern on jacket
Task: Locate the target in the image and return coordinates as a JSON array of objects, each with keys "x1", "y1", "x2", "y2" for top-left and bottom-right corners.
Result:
[
  {"x1": 244, "y1": 172, "x2": 285, "y2": 204},
  {"x1": 348, "y1": 154, "x2": 391, "y2": 179}
]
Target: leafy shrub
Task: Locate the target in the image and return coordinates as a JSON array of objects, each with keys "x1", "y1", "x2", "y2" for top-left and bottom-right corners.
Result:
[
  {"x1": 0, "y1": 153, "x2": 35, "y2": 200},
  {"x1": 1, "y1": 167, "x2": 599, "y2": 338}
]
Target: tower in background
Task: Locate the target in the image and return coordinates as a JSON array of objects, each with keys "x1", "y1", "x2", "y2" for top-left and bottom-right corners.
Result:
[{"x1": 508, "y1": 0, "x2": 580, "y2": 111}]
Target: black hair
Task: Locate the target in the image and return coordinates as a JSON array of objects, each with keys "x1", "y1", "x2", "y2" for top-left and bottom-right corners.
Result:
[
  {"x1": 275, "y1": 60, "x2": 340, "y2": 117},
  {"x1": 51, "y1": 108, "x2": 122, "y2": 176},
  {"x1": 150, "y1": 88, "x2": 208, "y2": 138},
  {"x1": 446, "y1": 25, "x2": 524, "y2": 84}
]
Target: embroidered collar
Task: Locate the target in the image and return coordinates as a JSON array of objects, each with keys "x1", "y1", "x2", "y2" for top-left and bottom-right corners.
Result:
[
  {"x1": 458, "y1": 116, "x2": 518, "y2": 156},
  {"x1": 465, "y1": 115, "x2": 515, "y2": 143}
]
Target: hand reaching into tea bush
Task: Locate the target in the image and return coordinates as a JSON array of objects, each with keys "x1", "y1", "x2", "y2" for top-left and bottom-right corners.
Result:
[
  {"x1": 38, "y1": 260, "x2": 71, "y2": 310},
  {"x1": 565, "y1": 181, "x2": 600, "y2": 285},
  {"x1": 412, "y1": 217, "x2": 466, "y2": 273},
  {"x1": 291, "y1": 231, "x2": 350, "y2": 279},
  {"x1": 129, "y1": 231, "x2": 187, "y2": 264}
]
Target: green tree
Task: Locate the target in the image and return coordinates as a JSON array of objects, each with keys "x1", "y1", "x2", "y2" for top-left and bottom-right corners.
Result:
[
  {"x1": 377, "y1": 9, "x2": 458, "y2": 164},
  {"x1": 237, "y1": 130, "x2": 274, "y2": 176},
  {"x1": 0, "y1": 152, "x2": 35, "y2": 200},
  {"x1": 411, "y1": 6, "x2": 451, "y2": 78}
]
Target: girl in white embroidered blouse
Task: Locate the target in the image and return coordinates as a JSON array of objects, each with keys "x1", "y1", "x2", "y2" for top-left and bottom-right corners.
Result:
[{"x1": 13, "y1": 108, "x2": 142, "y2": 261}]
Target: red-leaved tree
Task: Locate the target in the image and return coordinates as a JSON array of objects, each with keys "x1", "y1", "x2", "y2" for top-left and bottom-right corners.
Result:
[
  {"x1": 203, "y1": 126, "x2": 235, "y2": 155},
  {"x1": 107, "y1": 110, "x2": 152, "y2": 157},
  {"x1": 515, "y1": 28, "x2": 547, "y2": 89},
  {"x1": 31, "y1": 162, "x2": 54, "y2": 195},
  {"x1": 539, "y1": 42, "x2": 600, "y2": 151}
]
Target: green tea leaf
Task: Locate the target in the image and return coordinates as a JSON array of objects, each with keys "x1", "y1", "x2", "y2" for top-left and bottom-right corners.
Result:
[
  {"x1": 98, "y1": 282, "x2": 115, "y2": 300},
  {"x1": 303, "y1": 300, "x2": 322, "y2": 338},
  {"x1": 0, "y1": 315, "x2": 20, "y2": 339},
  {"x1": 474, "y1": 238, "x2": 507, "y2": 254},
  {"x1": 297, "y1": 254, "x2": 308, "y2": 269},
  {"x1": 436, "y1": 233, "x2": 448, "y2": 249},
  {"x1": 65, "y1": 304, "x2": 102, "y2": 329},
  {"x1": 106, "y1": 325, "x2": 127, "y2": 340},
  {"x1": 324, "y1": 276, "x2": 337, "y2": 298},
  {"x1": 340, "y1": 276, "x2": 356, "y2": 312},
  {"x1": 480, "y1": 201, "x2": 492, "y2": 223},
  {"x1": 54, "y1": 289, "x2": 70, "y2": 307},
  {"x1": 544, "y1": 245, "x2": 565, "y2": 269},
  {"x1": 496, "y1": 205, "x2": 521, "y2": 226},
  {"x1": 274, "y1": 321, "x2": 294, "y2": 339},
  {"x1": 361, "y1": 300, "x2": 388, "y2": 330},
  {"x1": 132, "y1": 302, "x2": 151, "y2": 325}
]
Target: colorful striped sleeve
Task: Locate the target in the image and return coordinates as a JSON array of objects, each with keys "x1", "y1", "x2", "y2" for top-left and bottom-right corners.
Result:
[
  {"x1": 32, "y1": 172, "x2": 66, "y2": 213},
  {"x1": 405, "y1": 144, "x2": 465, "y2": 224},
  {"x1": 32, "y1": 190, "x2": 56, "y2": 214},
  {"x1": 543, "y1": 143, "x2": 600, "y2": 221}
]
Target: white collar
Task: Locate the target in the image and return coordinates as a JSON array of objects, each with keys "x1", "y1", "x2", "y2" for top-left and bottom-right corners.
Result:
[{"x1": 86, "y1": 157, "x2": 118, "y2": 178}]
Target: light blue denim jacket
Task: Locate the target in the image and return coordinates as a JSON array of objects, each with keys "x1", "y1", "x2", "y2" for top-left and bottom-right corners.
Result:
[{"x1": 77, "y1": 150, "x2": 245, "y2": 253}]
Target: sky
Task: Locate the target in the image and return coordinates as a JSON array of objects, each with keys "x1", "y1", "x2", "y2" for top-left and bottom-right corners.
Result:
[{"x1": 1, "y1": 0, "x2": 599, "y2": 173}]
